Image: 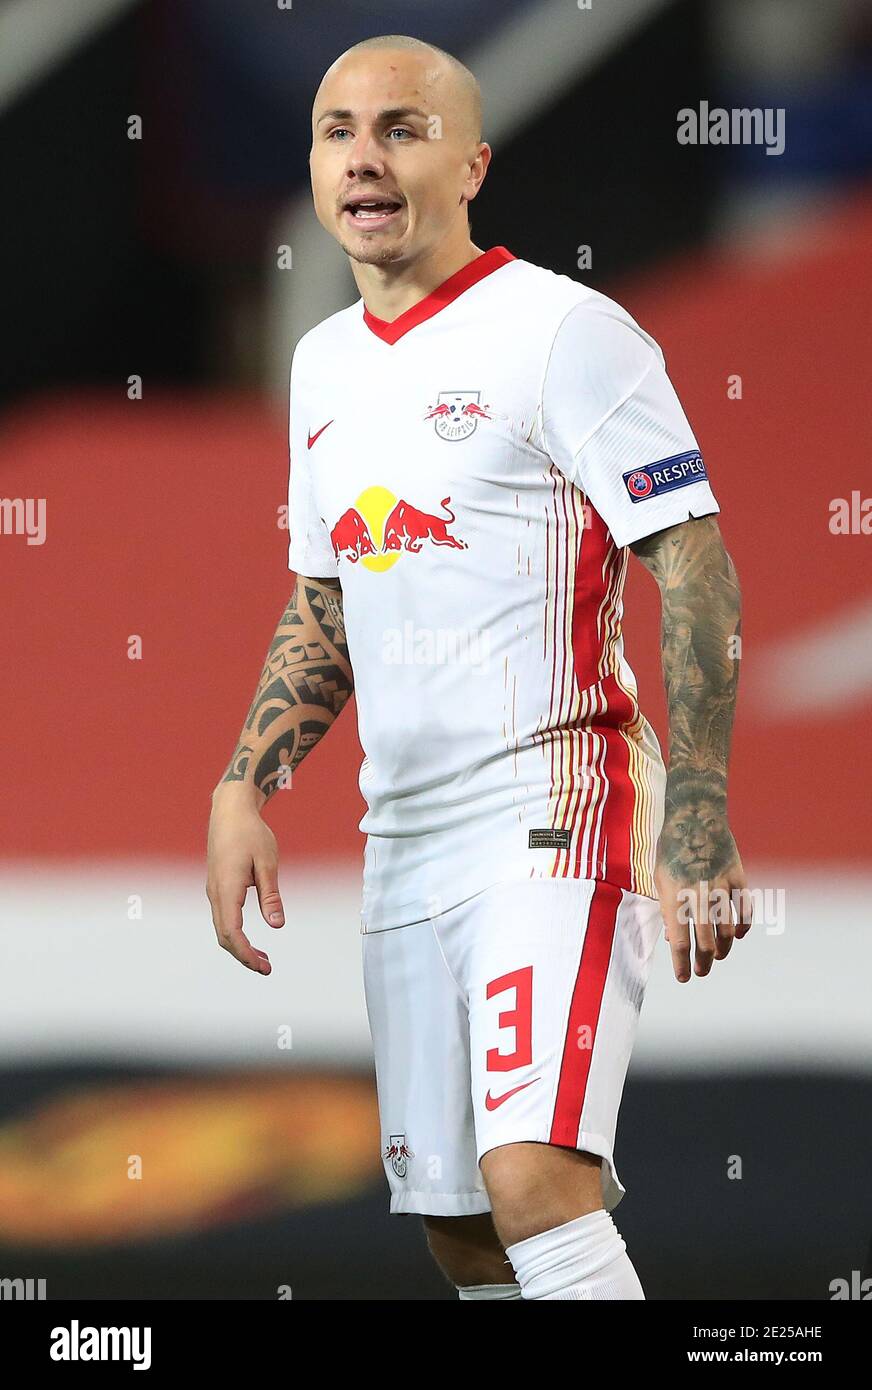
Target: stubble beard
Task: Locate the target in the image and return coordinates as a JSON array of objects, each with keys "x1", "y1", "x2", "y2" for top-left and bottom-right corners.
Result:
[{"x1": 340, "y1": 236, "x2": 405, "y2": 267}]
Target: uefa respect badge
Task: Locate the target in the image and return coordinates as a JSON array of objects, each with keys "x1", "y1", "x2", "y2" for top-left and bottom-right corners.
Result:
[{"x1": 623, "y1": 450, "x2": 708, "y2": 501}]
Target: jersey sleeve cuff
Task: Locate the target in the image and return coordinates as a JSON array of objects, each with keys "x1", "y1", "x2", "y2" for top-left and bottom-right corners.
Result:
[
  {"x1": 607, "y1": 497, "x2": 721, "y2": 548},
  {"x1": 288, "y1": 545, "x2": 339, "y2": 577}
]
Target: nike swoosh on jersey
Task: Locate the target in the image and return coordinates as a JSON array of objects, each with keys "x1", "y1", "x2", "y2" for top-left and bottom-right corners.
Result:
[
  {"x1": 484, "y1": 1077, "x2": 540, "y2": 1111},
  {"x1": 307, "y1": 420, "x2": 334, "y2": 449}
]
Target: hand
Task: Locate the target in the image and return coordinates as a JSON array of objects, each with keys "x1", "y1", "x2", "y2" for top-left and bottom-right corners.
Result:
[
  {"x1": 654, "y1": 822, "x2": 753, "y2": 984},
  {"x1": 206, "y1": 784, "x2": 285, "y2": 975}
]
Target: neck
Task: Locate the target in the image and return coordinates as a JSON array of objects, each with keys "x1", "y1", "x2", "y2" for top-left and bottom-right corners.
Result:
[{"x1": 350, "y1": 233, "x2": 485, "y2": 322}]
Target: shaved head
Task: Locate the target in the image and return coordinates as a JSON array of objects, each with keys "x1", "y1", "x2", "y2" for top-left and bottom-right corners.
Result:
[{"x1": 338, "y1": 34, "x2": 482, "y2": 143}]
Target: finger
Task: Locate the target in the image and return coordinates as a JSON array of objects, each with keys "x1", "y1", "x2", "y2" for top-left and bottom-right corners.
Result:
[
  {"x1": 660, "y1": 885, "x2": 692, "y2": 984},
  {"x1": 211, "y1": 880, "x2": 271, "y2": 973},
  {"x1": 254, "y1": 859, "x2": 285, "y2": 928},
  {"x1": 692, "y1": 910, "x2": 717, "y2": 977},
  {"x1": 221, "y1": 926, "x2": 272, "y2": 974},
  {"x1": 710, "y1": 883, "x2": 736, "y2": 961},
  {"x1": 732, "y1": 881, "x2": 754, "y2": 938},
  {"x1": 209, "y1": 876, "x2": 245, "y2": 943},
  {"x1": 677, "y1": 881, "x2": 717, "y2": 977},
  {"x1": 713, "y1": 916, "x2": 735, "y2": 960}
]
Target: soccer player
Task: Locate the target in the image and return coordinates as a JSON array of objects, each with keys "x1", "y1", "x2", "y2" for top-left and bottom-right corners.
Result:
[{"x1": 206, "y1": 34, "x2": 752, "y2": 1301}]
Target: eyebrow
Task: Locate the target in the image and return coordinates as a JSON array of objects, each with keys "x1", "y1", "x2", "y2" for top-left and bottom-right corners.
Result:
[{"x1": 316, "y1": 106, "x2": 430, "y2": 127}]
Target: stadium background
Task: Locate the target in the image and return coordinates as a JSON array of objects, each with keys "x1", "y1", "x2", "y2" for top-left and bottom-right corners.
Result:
[{"x1": 2, "y1": 0, "x2": 870, "y2": 1299}]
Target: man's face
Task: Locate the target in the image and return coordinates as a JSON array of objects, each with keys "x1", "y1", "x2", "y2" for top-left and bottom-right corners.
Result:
[{"x1": 310, "y1": 50, "x2": 486, "y2": 267}]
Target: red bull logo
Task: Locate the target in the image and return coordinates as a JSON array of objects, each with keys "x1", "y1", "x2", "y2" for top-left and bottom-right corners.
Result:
[
  {"x1": 383, "y1": 497, "x2": 466, "y2": 554},
  {"x1": 328, "y1": 506, "x2": 379, "y2": 563},
  {"x1": 326, "y1": 486, "x2": 467, "y2": 571},
  {"x1": 383, "y1": 1133, "x2": 414, "y2": 1179},
  {"x1": 424, "y1": 390, "x2": 492, "y2": 441}
]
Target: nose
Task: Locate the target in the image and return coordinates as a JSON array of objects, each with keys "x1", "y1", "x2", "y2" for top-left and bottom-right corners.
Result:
[{"x1": 346, "y1": 127, "x2": 386, "y2": 181}]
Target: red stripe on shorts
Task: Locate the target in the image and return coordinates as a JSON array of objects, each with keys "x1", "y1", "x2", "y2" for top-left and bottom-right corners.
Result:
[{"x1": 549, "y1": 879, "x2": 621, "y2": 1146}]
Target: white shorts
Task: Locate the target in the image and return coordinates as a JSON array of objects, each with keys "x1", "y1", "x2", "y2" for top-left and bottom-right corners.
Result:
[{"x1": 361, "y1": 876, "x2": 662, "y2": 1217}]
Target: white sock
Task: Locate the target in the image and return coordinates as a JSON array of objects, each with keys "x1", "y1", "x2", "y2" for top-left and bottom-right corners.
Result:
[
  {"x1": 457, "y1": 1281, "x2": 523, "y2": 1300},
  {"x1": 505, "y1": 1209, "x2": 645, "y2": 1300}
]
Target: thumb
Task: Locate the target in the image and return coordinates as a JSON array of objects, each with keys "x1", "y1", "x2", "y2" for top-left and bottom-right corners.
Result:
[{"x1": 254, "y1": 860, "x2": 285, "y2": 927}]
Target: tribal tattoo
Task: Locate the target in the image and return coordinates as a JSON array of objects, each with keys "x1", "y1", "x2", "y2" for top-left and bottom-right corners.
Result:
[
  {"x1": 220, "y1": 577, "x2": 353, "y2": 802},
  {"x1": 631, "y1": 516, "x2": 742, "y2": 885}
]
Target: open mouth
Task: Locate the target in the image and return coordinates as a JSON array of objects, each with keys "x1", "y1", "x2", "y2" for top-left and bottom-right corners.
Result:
[{"x1": 343, "y1": 198, "x2": 404, "y2": 229}]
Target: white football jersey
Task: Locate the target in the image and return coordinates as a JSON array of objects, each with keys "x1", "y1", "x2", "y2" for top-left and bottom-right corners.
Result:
[{"x1": 287, "y1": 247, "x2": 719, "y2": 931}]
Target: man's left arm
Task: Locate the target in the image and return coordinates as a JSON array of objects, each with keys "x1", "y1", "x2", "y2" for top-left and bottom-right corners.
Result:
[{"x1": 630, "y1": 515, "x2": 753, "y2": 983}]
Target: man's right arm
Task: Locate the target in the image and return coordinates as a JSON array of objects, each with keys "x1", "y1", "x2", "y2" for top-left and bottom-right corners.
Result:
[
  {"x1": 206, "y1": 574, "x2": 353, "y2": 974},
  {"x1": 216, "y1": 574, "x2": 353, "y2": 807}
]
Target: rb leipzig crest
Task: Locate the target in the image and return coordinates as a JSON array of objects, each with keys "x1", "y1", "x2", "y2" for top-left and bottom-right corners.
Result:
[
  {"x1": 383, "y1": 1133, "x2": 414, "y2": 1178},
  {"x1": 424, "y1": 390, "x2": 492, "y2": 441}
]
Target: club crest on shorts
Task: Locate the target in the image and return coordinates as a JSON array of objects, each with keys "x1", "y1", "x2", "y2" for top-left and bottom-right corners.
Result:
[
  {"x1": 424, "y1": 391, "x2": 492, "y2": 441},
  {"x1": 383, "y1": 1133, "x2": 414, "y2": 1178}
]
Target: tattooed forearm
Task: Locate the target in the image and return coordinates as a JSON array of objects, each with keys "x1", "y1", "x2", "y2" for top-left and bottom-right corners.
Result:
[
  {"x1": 218, "y1": 576, "x2": 353, "y2": 803},
  {"x1": 631, "y1": 516, "x2": 742, "y2": 882},
  {"x1": 633, "y1": 516, "x2": 741, "y2": 774}
]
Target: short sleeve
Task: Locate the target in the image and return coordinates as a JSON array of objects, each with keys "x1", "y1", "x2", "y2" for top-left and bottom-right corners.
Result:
[
  {"x1": 286, "y1": 349, "x2": 339, "y2": 578},
  {"x1": 541, "y1": 297, "x2": 719, "y2": 547}
]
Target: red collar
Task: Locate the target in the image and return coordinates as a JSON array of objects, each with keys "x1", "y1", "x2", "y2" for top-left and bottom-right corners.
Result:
[{"x1": 362, "y1": 246, "x2": 515, "y2": 345}]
